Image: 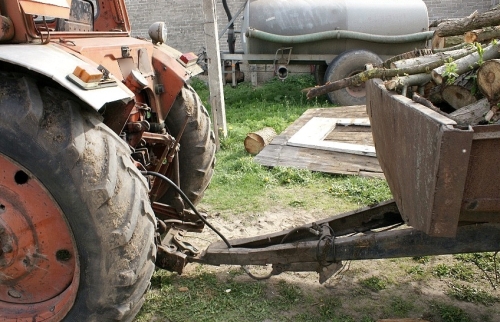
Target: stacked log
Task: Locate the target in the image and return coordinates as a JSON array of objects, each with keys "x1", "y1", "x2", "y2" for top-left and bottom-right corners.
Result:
[{"x1": 305, "y1": 7, "x2": 500, "y2": 125}]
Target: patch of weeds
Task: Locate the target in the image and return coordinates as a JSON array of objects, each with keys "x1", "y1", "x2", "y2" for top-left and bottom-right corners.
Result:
[
  {"x1": 360, "y1": 276, "x2": 387, "y2": 292},
  {"x1": 149, "y1": 269, "x2": 174, "y2": 288},
  {"x1": 318, "y1": 297, "x2": 342, "y2": 318},
  {"x1": 450, "y1": 263, "x2": 474, "y2": 281},
  {"x1": 431, "y1": 301, "x2": 471, "y2": 322},
  {"x1": 327, "y1": 176, "x2": 392, "y2": 206},
  {"x1": 455, "y1": 252, "x2": 499, "y2": 273},
  {"x1": 276, "y1": 280, "x2": 302, "y2": 307},
  {"x1": 434, "y1": 263, "x2": 452, "y2": 278},
  {"x1": 446, "y1": 282, "x2": 498, "y2": 306},
  {"x1": 384, "y1": 297, "x2": 414, "y2": 317},
  {"x1": 293, "y1": 312, "x2": 317, "y2": 321},
  {"x1": 349, "y1": 287, "x2": 369, "y2": 297},
  {"x1": 455, "y1": 252, "x2": 499, "y2": 286},
  {"x1": 271, "y1": 166, "x2": 315, "y2": 185},
  {"x1": 406, "y1": 265, "x2": 425, "y2": 277},
  {"x1": 227, "y1": 267, "x2": 245, "y2": 278},
  {"x1": 433, "y1": 263, "x2": 474, "y2": 281},
  {"x1": 289, "y1": 200, "x2": 306, "y2": 207},
  {"x1": 332, "y1": 315, "x2": 357, "y2": 322},
  {"x1": 412, "y1": 256, "x2": 430, "y2": 264},
  {"x1": 360, "y1": 317, "x2": 375, "y2": 322}
]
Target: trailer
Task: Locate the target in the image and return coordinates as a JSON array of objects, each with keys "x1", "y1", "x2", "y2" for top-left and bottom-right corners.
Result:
[{"x1": 219, "y1": 0, "x2": 432, "y2": 105}]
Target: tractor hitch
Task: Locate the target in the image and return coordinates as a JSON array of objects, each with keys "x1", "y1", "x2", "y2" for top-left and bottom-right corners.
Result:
[
  {"x1": 192, "y1": 201, "x2": 500, "y2": 282},
  {"x1": 153, "y1": 200, "x2": 500, "y2": 282}
]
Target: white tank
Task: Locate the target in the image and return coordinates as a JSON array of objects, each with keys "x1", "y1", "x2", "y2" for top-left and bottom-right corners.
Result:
[{"x1": 241, "y1": 0, "x2": 429, "y2": 57}]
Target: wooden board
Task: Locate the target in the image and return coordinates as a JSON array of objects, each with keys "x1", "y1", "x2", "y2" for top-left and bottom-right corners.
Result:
[
  {"x1": 255, "y1": 106, "x2": 384, "y2": 178},
  {"x1": 288, "y1": 117, "x2": 376, "y2": 157}
]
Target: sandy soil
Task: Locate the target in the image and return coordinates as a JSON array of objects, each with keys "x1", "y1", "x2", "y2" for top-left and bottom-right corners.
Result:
[{"x1": 181, "y1": 206, "x2": 500, "y2": 322}]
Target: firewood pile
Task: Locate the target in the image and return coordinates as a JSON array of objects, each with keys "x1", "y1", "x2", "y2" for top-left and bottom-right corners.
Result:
[{"x1": 306, "y1": 7, "x2": 500, "y2": 125}]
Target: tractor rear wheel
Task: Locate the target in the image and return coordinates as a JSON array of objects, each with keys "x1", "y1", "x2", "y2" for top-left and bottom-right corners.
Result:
[
  {"x1": 159, "y1": 84, "x2": 216, "y2": 206},
  {"x1": 0, "y1": 73, "x2": 156, "y2": 321}
]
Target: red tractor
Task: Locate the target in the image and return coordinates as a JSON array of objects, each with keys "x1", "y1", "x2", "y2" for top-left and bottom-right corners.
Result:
[
  {"x1": 3, "y1": 1, "x2": 500, "y2": 321},
  {"x1": 0, "y1": 0, "x2": 214, "y2": 320}
]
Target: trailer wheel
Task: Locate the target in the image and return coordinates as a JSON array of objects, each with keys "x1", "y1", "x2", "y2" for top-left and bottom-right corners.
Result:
[
  {"x1": 324, "y1": 50, "x2": 382, "y2": 106},
  {"x1": 160, "y1": 84, "x2": 216, "y2": 206},
  {"x1": 0, "y1": 73, "x2": 156, "y2": 321}
]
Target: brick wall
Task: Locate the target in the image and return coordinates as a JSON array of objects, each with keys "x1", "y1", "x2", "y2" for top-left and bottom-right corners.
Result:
[
  {"x1": 426, "y1": 0, "x2": 497, "y2": 23},
  {"x1": 124, "y1": 0, "x2": 498, "y2": 54},
  {"x1": 125, "y1": 0, "x2": 247, "y2": 54}
]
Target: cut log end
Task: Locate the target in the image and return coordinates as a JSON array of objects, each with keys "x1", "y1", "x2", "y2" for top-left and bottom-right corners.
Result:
[
  {"x1": 441, "y1": 85, "x2": 477, "y2": 110},
  {"x1": 244, "y1": 127, "x2": 277, "y2": 155},
  {"x1": 477, "y1": 59, "x2": 500, "y2": 102}
]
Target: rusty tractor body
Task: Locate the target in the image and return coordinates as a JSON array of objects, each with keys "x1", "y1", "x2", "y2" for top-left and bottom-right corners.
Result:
[{"x1": 0, "y1": 0, "x2": 215, "y2": 320}]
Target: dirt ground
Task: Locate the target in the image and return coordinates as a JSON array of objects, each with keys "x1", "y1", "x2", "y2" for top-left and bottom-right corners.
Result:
[{"x1": 182, "y1": 206, "x2": 500, "y2": 322}]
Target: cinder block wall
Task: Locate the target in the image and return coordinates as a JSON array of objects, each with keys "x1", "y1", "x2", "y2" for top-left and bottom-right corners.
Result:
[
  {"x1": 426, "y1": 0, "x2": 496, "y2": 24},
  {"x1": 124, "y1": 0, "x2": 497, "y2": 54}
]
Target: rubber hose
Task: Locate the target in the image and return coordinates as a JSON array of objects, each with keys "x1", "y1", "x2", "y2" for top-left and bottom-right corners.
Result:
[{"x1": 246, "y1": 28, "x2": 434, "y2": 45}]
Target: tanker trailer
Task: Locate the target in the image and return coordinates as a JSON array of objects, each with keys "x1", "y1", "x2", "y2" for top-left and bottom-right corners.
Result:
[{"x1": 234, "y1": 0, "x2": 431, "y2": 105}]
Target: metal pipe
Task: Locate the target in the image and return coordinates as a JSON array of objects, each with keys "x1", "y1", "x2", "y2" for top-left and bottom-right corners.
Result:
[
  {"x1": 277, "y1": 65, "x2": 288, "y2": 80},
  {"x1": 246, "y1": 28, "x2": 434, "y2": 44},
  {"x1": 222, "y1": 0, "x2": 236, "y2": 53}
]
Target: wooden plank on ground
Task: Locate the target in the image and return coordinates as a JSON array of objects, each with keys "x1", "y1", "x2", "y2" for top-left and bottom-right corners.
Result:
[
  {"x1": 254, "y1": 106, "x2": 384, "y2": 178},
  {"x1": 288, "y1": 117, "x2": 376, "y2": 157}
]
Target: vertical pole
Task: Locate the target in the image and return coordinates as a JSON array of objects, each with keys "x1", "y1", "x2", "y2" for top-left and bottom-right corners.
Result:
[
  {"x1": 250, "y1": 64, "x2": 258, "y2": 86},
  {"x1": 202, "y1": 0, "x2": 227, "y2": 149}
]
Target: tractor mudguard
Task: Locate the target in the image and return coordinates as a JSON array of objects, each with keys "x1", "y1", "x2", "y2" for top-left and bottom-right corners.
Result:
[
  {"x1": 152, "y1": 44, "x2": 203, "y2": 119},
  {"x1": 0, "y1": 44, "x2": 134, "y2": 111}
]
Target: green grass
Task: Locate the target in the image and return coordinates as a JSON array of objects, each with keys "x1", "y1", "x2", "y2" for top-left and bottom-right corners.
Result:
[
  {"x1": 326, "y1": 175, "x2": 392, "y2": 206},
  {"x1": 137, "y1": 270, "x2": 273, "y2": 322},
  {"x1": 359, "y1": 276, "x2": 388, "y2": 292},
  {"x1": 189, "y1": 75, "x2": 392, "y2": 215},
  {"x1": 431, "y1": 302, "x2": 472, "y2": 322},
  {"x1": 447, "y1": 283, "x2": 498, "y2": 306}
]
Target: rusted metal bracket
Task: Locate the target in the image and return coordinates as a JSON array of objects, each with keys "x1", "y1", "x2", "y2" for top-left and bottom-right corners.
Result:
[
  {"x1": 153, "y1": 201, "x2": 206, "y2": 232},
  {"x1": 155, "y1": 227, "x2": 200, "y2": 274}
]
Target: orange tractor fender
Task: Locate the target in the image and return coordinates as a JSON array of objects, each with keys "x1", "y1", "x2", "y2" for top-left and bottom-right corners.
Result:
[
  {"x1": 0, "y1": 41, "x2": 202, "y2": 122},
  {"x1": 0, "y1": 44, "x2": 135, "y2": 111}
]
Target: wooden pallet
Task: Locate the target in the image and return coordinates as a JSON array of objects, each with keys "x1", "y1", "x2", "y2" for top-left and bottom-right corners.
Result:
[{"x1": 254, "y1": 106, "x2": 384, "y2": 178}]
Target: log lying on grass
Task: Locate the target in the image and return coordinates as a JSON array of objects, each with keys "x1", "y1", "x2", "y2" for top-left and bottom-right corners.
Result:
[{"x1": 244, "y1": 127, "x2": 277, "y2": 155}]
